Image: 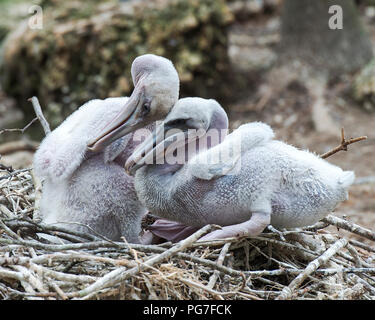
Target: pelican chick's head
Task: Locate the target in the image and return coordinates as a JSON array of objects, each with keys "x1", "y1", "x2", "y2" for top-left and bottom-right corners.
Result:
[
  {"x1": 88, "y1": 54, "x2": 180, "y2": 151},
  {"x1": 125, "y1": 97, "x2": 228, "y2": 175}
]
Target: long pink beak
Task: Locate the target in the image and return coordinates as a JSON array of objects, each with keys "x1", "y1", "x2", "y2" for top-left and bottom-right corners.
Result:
[
  {"x1": 87, "y1": 84, "x2": 144, "y2": 152},
  {"x1": 125, "y1": 124, "x2": 205, "y2": 176}
]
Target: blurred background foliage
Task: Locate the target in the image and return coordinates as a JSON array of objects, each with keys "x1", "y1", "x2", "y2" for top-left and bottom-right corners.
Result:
[
  {"x1": 0, "y1": 0, "x2": 374, "y2": 128},
  {"x1": 1, "y1": 0, "x2": 236, "y2": 128}
]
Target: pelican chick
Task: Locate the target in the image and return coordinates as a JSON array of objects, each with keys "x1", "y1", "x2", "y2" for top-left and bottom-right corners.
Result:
[
  {"x1": 126, "y1": 97, "x2": 355, "y2": 242},
  {"x1": 33, "y1": 54, "x2": 180, "y2": 243}
]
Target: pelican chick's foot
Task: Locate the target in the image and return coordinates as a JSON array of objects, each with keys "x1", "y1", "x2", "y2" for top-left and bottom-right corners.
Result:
[{"x1": 198, "y1": 211, "x2": 271, "y2": 242}]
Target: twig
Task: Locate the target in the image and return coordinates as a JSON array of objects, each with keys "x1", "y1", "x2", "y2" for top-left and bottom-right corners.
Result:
[
  {"x1": 0, "y1": 252, "x2": 134, "y2": 269},
  {"x1": 75, "y1": 225, "x2": 216, "y2": 298},
  {"x1": 52, "y1": 221, "x2": 119, "y2": 245},
  {"x1": 322, "y1": 214, "x2": 375, "y2": 242},
  {"x1": 346, "y1": 243, "x2": 364, "y2": 267},
  {"x1": 180, "y1": 278, "x2": 262, "y2": 300},
  {"x1": 0, "y1": 238, "x2": 246, "y2": 278},
  {"x1": 267, "y1": 225, "x2": 286, "y2": 241},
  {"x1": 349, "y1": 239, "x2": 375, "y2": 253},
  {"x1": 0, "y1": 218, "x2": 22, "y2": 240},
  {"x1": 28, "y1": 96, "x2": 51, "y2": 135},
  {"x1": 0, "y1": 168, "x2": 32, "y2": 182},
  {"x1": 207, "y1": 242, "x2": 231, "y2": 289},
  {"x1": 0, "y1": 118, "x2": 38, "y2": 136},
  {"x1": 0, "y1": 205, "x2": 14, "y2": 219},
  {"x1": 252, "y1": 236, "x2": 319, "y2": 260},
  {"x1": 276, "y1": 238, "x2": 348, "y2": 300},
  {"x1": 5, "y1": 217, "x2": 99, "y2": 242},
  {"x1": 243, "y1": 267, "x2": 375, "y2": 277},
  {"x1": 0, "y1": 267, "x2": 24, "y2": 282},
  {"x1": 320, "y1": 128, "x2": 367, "y2": 159},
  {"x1": 29, "y1": 263, "x2": 97, "y2": 284},
  {"x1": 348, "y1": 274, "x2": 375, "y2": 296},
  {"x1": 32, "y1": 252, "x2": 135, "y2": 268},
  {"x1": 50, "y1": 283, "x2": 68, "y2": 300},
  {"x1": 302, "y1": 221, "x2": 330, "y2": 232},
  {"x1": 12, "y1": 265, "x2": 49, "y2": 296}
]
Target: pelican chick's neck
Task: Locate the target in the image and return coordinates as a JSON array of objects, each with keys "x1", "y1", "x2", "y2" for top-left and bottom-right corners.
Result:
[
  {"x1": 133, "y1": 163, "x2": 185, "y2": 219},
  {"x1": 134, "y1": 107, "x2": 229, "y2": 211},
  {"x1": 140, "y1": 106, "x2": 229, "y2": 178}
]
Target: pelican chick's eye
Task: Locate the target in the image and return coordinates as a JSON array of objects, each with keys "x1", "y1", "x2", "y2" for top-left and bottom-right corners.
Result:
[
  {"x1": 166, "y1": 119, "x2": 187, "y2": 127},
  {"x1": 142, "y1": 101, "x2": 151, "y2": 116}
]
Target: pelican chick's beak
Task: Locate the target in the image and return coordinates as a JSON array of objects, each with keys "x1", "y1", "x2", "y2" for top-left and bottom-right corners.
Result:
[
  {"x1": 125, "y1": 122, "x2": 205, "y2": 176},
  {"x1": 87, "y1": 80, "x2": 146, "y2": 152},
  {"x1": 87, "y1": 54, "x2": 180, "y2": 152}
]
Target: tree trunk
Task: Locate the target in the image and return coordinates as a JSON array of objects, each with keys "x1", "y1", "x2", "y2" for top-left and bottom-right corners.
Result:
[{"x1": 280, "y1": 0, "x2": 373, "y2": 76}]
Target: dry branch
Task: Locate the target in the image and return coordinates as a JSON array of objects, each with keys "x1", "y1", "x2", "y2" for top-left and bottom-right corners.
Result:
[
  {"x1": 207, "y1": 242, "x2": 231, "y2": 289},
  {"x1": 320, "y1": 128, "x2": 367, "y2": 159},
  {"x1": 276, "y1": 238, "x2": 348, "y2": 300},
  {"x1": 75, "y1": 224, "x2": 216, "y2": 298},
  {"x1": 0, "y1": 118, "x2": 38, "y2": 136},
  {"x1": 322, "y1": 214, "x2": 375, "y2": 242},
  {"x1": 28, "y1": 96, "x2": 51, "y2": 135}
]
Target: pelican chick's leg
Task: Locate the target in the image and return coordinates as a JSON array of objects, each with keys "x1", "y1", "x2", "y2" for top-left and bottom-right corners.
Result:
[
  {"x1": 141, "y1": 219, "x2": 200, "y2": 244},
  {"x1": 199, "y1": 211, "x2": 271, "y2": 241}
]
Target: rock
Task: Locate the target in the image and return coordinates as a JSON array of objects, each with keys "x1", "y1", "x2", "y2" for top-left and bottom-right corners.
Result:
[
  {"x1": 353, "y1": 58, "x2": 375, "y2": 112},
  {"x1": 228, "y1": 17, "x2": 280, "y2": 72},
  {"x1": 1, "y1": 0, "x2": 234, "y2": 128},
  {"x1": 309, "y1": 77, "x2": 341, "y2": 138},
  {"x1": 280, "y1": 0, "x2": 373, "y2": 77}
]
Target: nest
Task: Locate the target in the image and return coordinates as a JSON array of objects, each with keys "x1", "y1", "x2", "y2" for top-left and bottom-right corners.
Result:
[{"x1": 0, "y1": 166, "x2": 375, "y2": 300}]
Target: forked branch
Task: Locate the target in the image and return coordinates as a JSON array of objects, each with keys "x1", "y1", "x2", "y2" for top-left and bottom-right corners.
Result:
[{"x1": 321, "y1": 128, "x2": 367, "y2": 159}]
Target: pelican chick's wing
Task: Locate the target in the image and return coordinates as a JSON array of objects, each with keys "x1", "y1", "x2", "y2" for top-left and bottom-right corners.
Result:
[
  {"x1": 33, "y1": 97, "x2": 130, "y2": 182},
  {"x1": 188, "y1": 122, "x2": 275, "y2": 180}
]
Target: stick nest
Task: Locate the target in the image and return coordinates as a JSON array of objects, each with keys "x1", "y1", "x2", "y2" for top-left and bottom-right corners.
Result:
[{"x1": 0, "y1": 166, "x2": 375, "y2": 300}]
